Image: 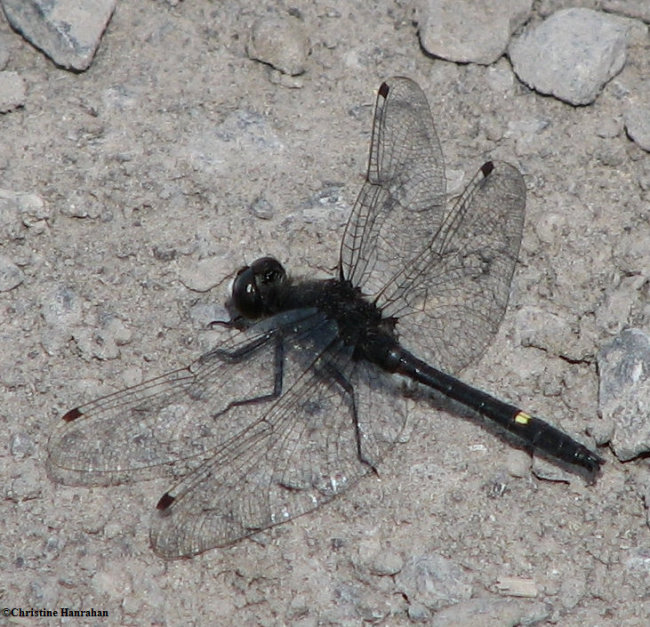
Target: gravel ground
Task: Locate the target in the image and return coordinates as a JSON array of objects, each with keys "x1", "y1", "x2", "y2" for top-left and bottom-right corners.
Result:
[{"x1": 1, "y1": 2, "x2": 649, "y2": 625}]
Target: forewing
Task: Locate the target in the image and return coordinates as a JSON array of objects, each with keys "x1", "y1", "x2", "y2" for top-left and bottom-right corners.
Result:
[
  {"x1": 46, "y1": 308, "x2": 329, "y2": 486},
  {"x1": 339, "y1": 77, "x2": 446, "y2": 295},
  {"x1": 150, "y1": 347, "x2": 408, "y2": 558},
  {"x1": 380, "y1": 161, "x2": 526, "y2": 373}
]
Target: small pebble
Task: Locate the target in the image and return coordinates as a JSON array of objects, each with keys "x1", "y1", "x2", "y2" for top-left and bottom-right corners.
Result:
[
  {"x1": 625, "y1": 99, "x2": 650, "y2": 152},
  {"x1": 2, "y1": 0, "x2": 117, "y2": 71},
  {"x1": 508, "y1": 8, "x2": 629, "y2": 105},
  {"x1": 598, "y1": 328, "x2": 650, "y2": 461},
  {"x1": 0, "y1": 254, "x2": 24, "y2": 291},
  {"x1": 419, "y1": 0, "x2": 532, "y2": 65},
  {"x1": 246, "y1": 16, "x2": 311, "y2": 76},
  {"x1": 179, "y1": 256, "x2": 228, "y2": 292},
  {"x1": 0, "y1": 71, "x2": 26, "y2": 113}
]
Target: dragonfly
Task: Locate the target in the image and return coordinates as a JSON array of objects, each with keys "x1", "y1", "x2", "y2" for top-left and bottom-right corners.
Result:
[{"x1": 47, "y1": 77, "x2": 604, "y2": 558}]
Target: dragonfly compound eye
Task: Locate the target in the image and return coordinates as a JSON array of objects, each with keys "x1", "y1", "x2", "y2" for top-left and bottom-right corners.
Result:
[
  {"x1": 232, "y1": 257, "x2": 287, "y2": 319},
  {"x1": 232, "y1": 264, "x2": 263, "y2": 319}
]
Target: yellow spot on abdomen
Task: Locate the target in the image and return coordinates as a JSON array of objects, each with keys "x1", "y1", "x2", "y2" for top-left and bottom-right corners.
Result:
[{"x1": 515, "y1": 411, "x2": 531, "y2": 425}]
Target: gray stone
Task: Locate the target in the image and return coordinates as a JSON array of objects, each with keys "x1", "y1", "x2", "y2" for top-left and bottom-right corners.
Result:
[
  {"x1": 10, "y1": 432, "x2": 35, "y2": 458},
  {"x1": 246, "y1": 15, "x2": 310, "y2": 76},
  {"x1": 179, "y1": 256, "x2": 228, "y2": 292},
  {"x1": 367, "y1": 550, "x2": 403, "y2": 576},
  {"x1": 354, "y1": 538, "x2": 404, "y2": 576},
  {"x1": 40, "y1": 284, "x2": 82, "y2": 327},
  {"x1": 0, "y1": 189, "x2": 22, "y2": 240},
  {"x1": 598, "y1": 328, "x2": 650, "y2": 461},
  {"x1": 508, "y1": 8, "x2": 629, "y2": 105},
  {"x1": 395, "y1": 553, "x2": 473, "y2": 610},
  {"x1": 418, "y1": 0, "x2": 532, "y2": 65},
  {"x1": 0, "y1": 70, "x2": 26, "y2": 112},
  {"x1": 624, "y1": 95, "x2": 650, "y2": 152},
  {"x1": 514, "y1": 305, "x2": 588, "y2": 361},
  {"x1": 603, "y1": 0, "x2": 650, "y2": 23},
  {"x1": 0, "y1": 254, "x2": 24, "y2": 291},
  {"x1": 1, "y1": 0, "x2": 116, "y2": 71},
  {"x1": 0, "y1": 33, "x2": 11, "y2": 69},
  {"x1": 249, "y1": 196, "x2": 274, "y2": 220},
  {"x1": 7, "y1": 460, "x2": 41, "y2": 502},
  {"x1": 0, "y1": 189, "x2": 49, "y2": 238}
]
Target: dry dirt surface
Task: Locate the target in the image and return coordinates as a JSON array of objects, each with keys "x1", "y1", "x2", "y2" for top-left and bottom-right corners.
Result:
[{"x1": 1, "y1": 2, "x2": 649, "y2": 626}]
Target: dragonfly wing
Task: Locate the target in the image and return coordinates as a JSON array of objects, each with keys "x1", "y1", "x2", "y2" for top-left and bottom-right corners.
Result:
[
  {"x1": 46, "y1": 308, "x2": 330, "y2": 486},
  {"x1": 339, "y1": 78, "x2": 526, "y2": 375},
  {"x1": 339, "y1": 77, "x2": 446, "y2": 295},
  {"x1": 379, "y1": 160, "x2": 526, "y2": 374},
  {"x1": 150, "y1": 345, "x2": 408, "y2": 558}
]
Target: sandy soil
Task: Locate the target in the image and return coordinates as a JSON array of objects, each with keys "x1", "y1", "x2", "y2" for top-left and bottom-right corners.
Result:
[{"x1": 2, "y1": 2, "x2": 649, "y2": 625}]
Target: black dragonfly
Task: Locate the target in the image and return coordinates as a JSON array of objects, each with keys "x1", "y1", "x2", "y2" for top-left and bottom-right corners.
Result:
[{"x1": 47, "y1": 77, "x2": 603, "y2": 558}]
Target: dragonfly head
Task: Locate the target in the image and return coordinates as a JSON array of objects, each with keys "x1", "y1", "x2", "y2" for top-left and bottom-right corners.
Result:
[{"x1": 232, "y1": 257, "x2": 287, "y2": 320}]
